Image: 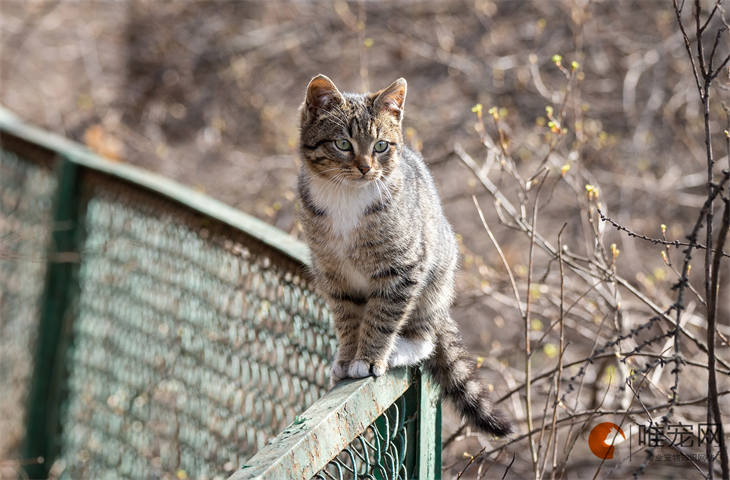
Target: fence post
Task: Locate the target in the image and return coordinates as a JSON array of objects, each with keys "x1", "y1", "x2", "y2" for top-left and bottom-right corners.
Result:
[
  {"x1": 23, "y1": 156, "x2": 80, "y2": 479},
  {"x1": 418, "y1": 367, "x2": 442, "y2": 479}
]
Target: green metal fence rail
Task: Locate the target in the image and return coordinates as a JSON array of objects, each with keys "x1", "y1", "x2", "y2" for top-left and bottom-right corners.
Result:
[{"x1": 0, "y1": 107, "x2": 441, "y2": 480}]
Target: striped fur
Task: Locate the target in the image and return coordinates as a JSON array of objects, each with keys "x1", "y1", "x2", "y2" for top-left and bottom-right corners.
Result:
[{"x1": 297, "y1": 75, "x2": 511, "y2": 436}]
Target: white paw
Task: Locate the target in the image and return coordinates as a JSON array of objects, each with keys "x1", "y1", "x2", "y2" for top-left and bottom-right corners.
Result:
[{"x1": 348, "y1": 360, "x2": 371, "y2": 378}]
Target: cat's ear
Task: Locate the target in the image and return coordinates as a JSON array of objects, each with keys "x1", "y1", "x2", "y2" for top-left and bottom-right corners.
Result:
[
  {"x1": 373, "y1": 78, "x2": 407, "y2": 122},
  {"x1": 305, "y1": 74, "x2": 344, "y2": 118}
]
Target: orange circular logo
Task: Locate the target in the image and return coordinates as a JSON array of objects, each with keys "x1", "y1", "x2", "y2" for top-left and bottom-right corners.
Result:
[{"x1": 588, "y1": 422, "x2": 625, "y2": 459}]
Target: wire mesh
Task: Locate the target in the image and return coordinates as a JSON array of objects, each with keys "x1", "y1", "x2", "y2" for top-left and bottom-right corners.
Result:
[
  {"x1": 313, "y1": 392, "x2": 417, "y2": 480},
  {"x1": 0, "y1": 149, "x2": 57, "y2": 461},
  {"x1": 52, "y1": 176, "x2": 336, "y2": 479}
]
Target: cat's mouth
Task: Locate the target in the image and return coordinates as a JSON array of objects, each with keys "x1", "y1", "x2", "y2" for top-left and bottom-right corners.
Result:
[
  {"x1": 318, "y1": 168, "x2": 380, "y2": 186},
  {"x1": 344, "y1": 171, "x2": 379, "y2": 183}
]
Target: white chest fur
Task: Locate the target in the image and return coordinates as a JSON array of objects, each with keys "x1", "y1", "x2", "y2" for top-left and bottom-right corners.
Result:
[
  {"x1": 308, "y1": 175, "x2": 381, "y2": 239},
  {"x1": 308, "y1": 175, "x2": 380, "y2": 293}
]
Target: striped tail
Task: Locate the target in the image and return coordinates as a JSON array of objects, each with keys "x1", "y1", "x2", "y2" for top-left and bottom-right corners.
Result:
[{"x1": 425, "y1": 327, "x2": 511, "y2": 436}]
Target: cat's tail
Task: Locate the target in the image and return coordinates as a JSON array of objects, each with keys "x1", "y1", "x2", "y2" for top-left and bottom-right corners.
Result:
[{"x1": 425, "y1": 326, "x2": 511, "y2": 436}]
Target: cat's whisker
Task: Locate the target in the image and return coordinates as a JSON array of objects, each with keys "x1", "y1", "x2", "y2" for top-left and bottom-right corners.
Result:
[
  {"x1": 328, "y1": 172, "x2": 349, "y2": 190},
  {"x1": 317, "y1": 167, "x2": 345, "y2": 175},
  {"x1": 377, "y1": 178, "x2": 393, "y2": 204},
  {"x1": 374, "y1": 178, "x2": 384, "y2": 205}
]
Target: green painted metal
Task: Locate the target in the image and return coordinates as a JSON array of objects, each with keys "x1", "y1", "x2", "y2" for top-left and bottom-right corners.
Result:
[
  {"x1": 230, "y1": 368, "x2": 411, "y2": 480},
  {"x1": 0, "y1": 109, "x2": 443, "y2": 479},
  {"x1": 231, "y1": 367, "x2": 443, "y2": 480},
  {"x1": 0, "y1": 149, "x2": 58, "y2": 464},
  {"x1": 22, "y1": 157, "x2": 81, "y2": 479},
  {"x1": 417, "y1": 370, "x2": 442, "y2": 480},
  {"x1": 316, "y1": 378, "x2": 417, "y2": 480},
  {"x1": 51, "y1": 179, "x2": 335, "y2": 478}
]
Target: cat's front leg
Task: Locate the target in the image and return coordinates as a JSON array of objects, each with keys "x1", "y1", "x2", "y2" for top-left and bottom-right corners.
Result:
[
  {"x1": 347, "y1": 275, "x2": 418, "y2": 379},
  {"x1": 327, "y1": 290, "x2": 366, "y2": 388}
]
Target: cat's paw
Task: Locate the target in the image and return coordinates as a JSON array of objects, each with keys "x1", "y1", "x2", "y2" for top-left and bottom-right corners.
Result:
[
  {"x1": 329, "y1": 360, "x2": 350, "y2": 388},
  {"x1": 371, "y1": 362, "x2": 386, "y2": 377},
  {"x1": 348, "y1": 359, "x2": 387, "y2": 378},
  {"x1": 348, "y1": 360, "x2": 370, "y2": 378}
]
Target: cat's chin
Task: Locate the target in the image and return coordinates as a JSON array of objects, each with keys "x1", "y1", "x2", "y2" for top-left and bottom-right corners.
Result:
[
  {"x1": 354, "y1": 176, "x2": 377, "y2": 185},
  {"x1": 338, "y1": 176, "x2": 380, "y2": 187}
]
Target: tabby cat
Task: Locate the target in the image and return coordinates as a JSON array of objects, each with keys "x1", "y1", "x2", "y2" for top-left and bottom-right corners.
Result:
[{"x1": 297, "y1": 74, "x2": 511, "y2": 436}]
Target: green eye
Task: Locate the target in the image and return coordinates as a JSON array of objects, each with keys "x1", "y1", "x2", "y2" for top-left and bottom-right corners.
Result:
[
  {"x1": 373, "y1": 140, "x2": 389, "y2": 153},
  {"x1": 334, "y1": 139, "x2": 353, "y2": 151}
]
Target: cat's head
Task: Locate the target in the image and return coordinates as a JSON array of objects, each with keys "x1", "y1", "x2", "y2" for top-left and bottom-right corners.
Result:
[{"x1": 299, "y1": 74, "x2": 407, "y2": 184}]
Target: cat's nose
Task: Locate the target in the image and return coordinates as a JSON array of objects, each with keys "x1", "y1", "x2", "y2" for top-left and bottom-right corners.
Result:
[{"x1": 357, "y1": 165, "x2": 371, "y2": 175}]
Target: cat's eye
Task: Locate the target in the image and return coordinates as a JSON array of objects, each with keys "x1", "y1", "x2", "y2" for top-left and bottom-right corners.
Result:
[
  {"x1": 373, "y1": 140, "x2": 389, "y2": 153},
  {"x1": 334, "y1": 139, "x2": 353, "y2": 151}
]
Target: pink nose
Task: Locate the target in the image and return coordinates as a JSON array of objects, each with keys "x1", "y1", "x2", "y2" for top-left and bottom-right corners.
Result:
[{"x1": 358, "y1": 165, "x2": 371, "y2": 175}]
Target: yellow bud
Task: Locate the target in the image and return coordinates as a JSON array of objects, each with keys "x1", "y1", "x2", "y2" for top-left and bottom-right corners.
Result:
[
  {"x1": 661, "y1": 250, "x2": 669, "y2": 265},
  {"x1": 571, "y1": 60, "x2": 579, "y2": 70},
  {"x1": 585, "y1": 184, "x2": 594, "y2": 192},
  {"x1": 488, "y1": 106, "x2": 499, "y2": 120},
  {"x1": 552, "y1": 54, "x2": 562, "y2": 65},
  {"x1": 545, "y1": 105, "x2": 554, "y2": 116},
  {"x1": 363, "y1": 38, "x2": 374, "y2": 48},
  {"x1": 561, "y1": 164, "x2": 571, "y2": 176},
  {"x1": 471, "y1": 103, "x2": 483, "y2": 119},
  {"x1": 476, "y1": 356, "x2": 484, "y2": 368},
  {"x1": 725, "y1": 129, "x2": 730, "y2": 138},
  {"x1": 544, "y1": 343, "x2": 558, "y2": 358},
  {"x1": 653, "y1": 267, "x2": 666, "y2": 282},
  {"x1": 661, "y1": 224, "x2": 667, "y2": 234},
  {"x1": 611, "y1": 243, "x2": 620, "y2": 260}
]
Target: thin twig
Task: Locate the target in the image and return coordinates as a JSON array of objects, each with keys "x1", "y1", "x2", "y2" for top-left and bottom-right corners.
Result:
[
  {"x1": 472, "y1": 195, "x2": 524, "y2": 318},
  {"x1": 547, "y1": 224, "x2": 567, "y2": 480},
  {"x1": 596, "y1": 203, "x2": 730, "y2": 259},
  {"x1": 524, "y1": 170, "x2": 549, "y2": 478}
]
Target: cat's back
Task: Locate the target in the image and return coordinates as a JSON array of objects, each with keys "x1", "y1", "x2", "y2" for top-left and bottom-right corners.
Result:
[{"x1": 399, "y1": 145, "x2": 454, "y2": 233}]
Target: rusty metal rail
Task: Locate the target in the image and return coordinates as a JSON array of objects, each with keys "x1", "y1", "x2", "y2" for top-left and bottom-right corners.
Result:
[{"x1": 232, "y1": 368, "x2": 441, "y2": 480}]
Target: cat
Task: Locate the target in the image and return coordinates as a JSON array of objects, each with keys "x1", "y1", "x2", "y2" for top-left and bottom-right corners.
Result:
[{"x1": 297, "y1": 74, "x2": 511, "y2": 436}]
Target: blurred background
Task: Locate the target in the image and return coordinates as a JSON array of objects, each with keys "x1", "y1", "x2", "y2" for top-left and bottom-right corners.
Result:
[{"x1": 2, "y1": 0, "x2": 729, "y2": 478}]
